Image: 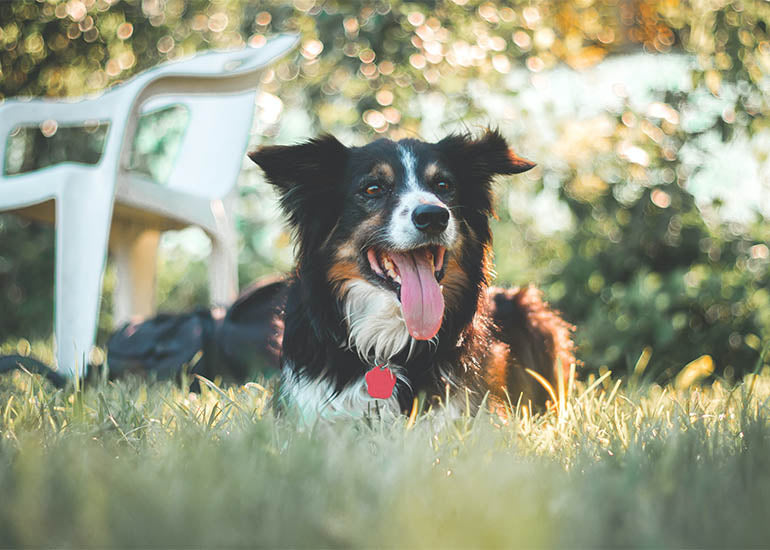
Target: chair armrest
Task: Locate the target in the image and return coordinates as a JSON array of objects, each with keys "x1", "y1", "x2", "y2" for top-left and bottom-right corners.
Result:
[
  {"x1": 0, "y1": 88, "x2": 133, "y2": 130},
  {"x1": 139, "y1": 34, "x2": 299, "y2": 82},
  {"x1": 127, "y1": 34, "x2": 298, "y2": 111}
]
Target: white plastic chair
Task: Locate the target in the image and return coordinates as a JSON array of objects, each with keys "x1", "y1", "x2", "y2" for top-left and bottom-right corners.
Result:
[{"x1": 0, "y1": 33, "x2": 299, "y2": 378}]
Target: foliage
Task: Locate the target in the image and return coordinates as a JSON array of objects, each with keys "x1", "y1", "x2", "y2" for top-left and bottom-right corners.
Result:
[
  {"x1": 0, "y1": 369, "x2": 769, "y2": 546},
  {"x1": 0, "y1": 216, "x2": 54, "y2": 340},
  {"x1": 0, "y1": 0, "x2": 768, "y2": 378},
  {"x1": 539, "y1": 91, "x2": 770, "y2": 380}
]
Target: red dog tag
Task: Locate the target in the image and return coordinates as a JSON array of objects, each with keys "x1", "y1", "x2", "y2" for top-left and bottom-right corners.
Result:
[{"x1": 365, "y1": 364, "x2": 396, "y2": 399}]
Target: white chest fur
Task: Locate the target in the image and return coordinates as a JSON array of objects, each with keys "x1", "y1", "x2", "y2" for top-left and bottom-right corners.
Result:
[
  {"x1": 279, "y1": 363, "x2": 405, "y2": 423},
  {"x1": 279, "y1": 280, "x2": 417, "y2": 422},
  {"x1": 342, "y1": 279, "x2": 420, "y2": 363}
]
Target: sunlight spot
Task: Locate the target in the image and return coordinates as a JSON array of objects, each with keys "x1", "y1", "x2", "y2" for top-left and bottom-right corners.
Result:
[
  {"x1": 40, "y1": 119, "x2": 58, "y2": 138},
  {"x1": 207, "y1": 12, "x2": 228, "y2": 33},
  {"x1": 301, "y1": 39, "x2": 323, "y2": 59},
  {"x1": 492, "y1": 54, "x2": 511, "y2": 73},
  {"x1": 407, "y1": 12, "x2": 425, "y2": 26},
  {"x1": 255, "y1": 11, "x2": 272, "y2": 26},
  {"x1": 117, "y1": 22, "x2": 134, "y2": 40},
  {"x1": 750, "y1": 244, "x2": 769, "y2": 259},
  {"x1": 651, "y1": 189, "x2": 671, "y2": 208},
  {"x1": 513, "y1": 31, "x2": 532, "y2": 51},
  {"x1": 409, "y1": 53, "x2": 426, "y2": 69}
]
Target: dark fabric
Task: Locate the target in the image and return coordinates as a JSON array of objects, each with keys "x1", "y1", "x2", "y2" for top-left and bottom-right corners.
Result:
[
  {"x1": 209, "y1": 276, "x2": 285, "y2": 380},
  {"x1": 107, "y1": 275, "x2": 287, "y2": 383},
  {"x1": 0, "y1": 276, "x2": 288, "y2": 388},
  {"x1": 0, "y1": 354, "x2": 68, "y2": 387},
  {"x1": 107, "y1": 309, "x2": 213, "y2": 380}
]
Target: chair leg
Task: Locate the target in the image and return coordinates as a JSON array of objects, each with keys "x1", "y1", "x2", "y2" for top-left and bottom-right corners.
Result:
[
  {"x1": 208, "y1": 227, "x2": 238, "y2": 308},
  {"x1": 207, "y1": 196, "x2": 238, "y2": 308},
  {"x1": 111, "y1": 223, "x2": 161, "y2": 327},
  {"x1": 54, "y1": 181, "x2": 113, "y2": 378}
]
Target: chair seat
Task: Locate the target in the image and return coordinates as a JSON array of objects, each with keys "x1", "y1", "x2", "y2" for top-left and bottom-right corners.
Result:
[
  {"x1": 114, "y1": 175, "x2": 222, "y2": 235},
  {"x1": 7, "y1": 174, "x2": 223, "y2": 236}
]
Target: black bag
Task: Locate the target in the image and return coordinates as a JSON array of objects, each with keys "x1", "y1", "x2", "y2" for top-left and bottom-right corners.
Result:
[
  {"x1": 108, "y1": 275, "x2": 287, "y2": 383},
  {"x1": 106, "y1": 309, "x2": 214, "y2": 380}
]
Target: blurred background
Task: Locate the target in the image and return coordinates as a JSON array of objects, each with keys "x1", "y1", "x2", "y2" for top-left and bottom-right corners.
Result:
[{"x1": 0, "y1": 0, "x2": 768, "y2": 383}]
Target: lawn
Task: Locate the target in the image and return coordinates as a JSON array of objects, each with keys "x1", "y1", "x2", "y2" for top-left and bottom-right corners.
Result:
[{"x1": 1, "y1": 364, "x2": 769, "y2": 548}]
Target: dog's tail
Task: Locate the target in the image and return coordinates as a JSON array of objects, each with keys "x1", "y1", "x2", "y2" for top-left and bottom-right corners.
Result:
[{"x1": 487, "y1": 285, "x2": 576, "y2": 408}]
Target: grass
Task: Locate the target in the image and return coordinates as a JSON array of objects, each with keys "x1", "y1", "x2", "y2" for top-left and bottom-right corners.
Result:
[{"x1": 1, "y1": 365, "x2": 769, "y2": 548}]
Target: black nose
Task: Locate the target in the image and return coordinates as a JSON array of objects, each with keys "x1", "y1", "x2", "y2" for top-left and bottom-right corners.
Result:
[{"x1": 412, "y1": 204, "x2": 449, "y2": 234}]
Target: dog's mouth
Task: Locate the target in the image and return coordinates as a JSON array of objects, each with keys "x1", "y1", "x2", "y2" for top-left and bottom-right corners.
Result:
[{"x1": 366, "y1": 245, "x2": 446, "y2": 341}]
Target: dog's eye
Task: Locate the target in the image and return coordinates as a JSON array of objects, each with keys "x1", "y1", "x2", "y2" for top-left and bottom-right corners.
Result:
[
  {"x1": 435, "y1": 181, "x2": 452, "y2": 192},
  {"x1": 365, "y1": 184, "x2": 382, "y2": 196}
]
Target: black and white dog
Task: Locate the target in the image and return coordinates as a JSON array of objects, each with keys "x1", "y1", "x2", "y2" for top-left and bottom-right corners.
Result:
[{"x1": 249, "y1": 130, "x2": 574, "y2": 421}]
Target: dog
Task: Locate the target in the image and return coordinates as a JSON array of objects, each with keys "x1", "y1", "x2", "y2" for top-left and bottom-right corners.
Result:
[{"x1": 248, "y1": 130, "x2": 574, "y2": 421}]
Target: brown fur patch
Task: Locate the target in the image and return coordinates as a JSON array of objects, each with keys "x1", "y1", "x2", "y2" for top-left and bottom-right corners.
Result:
[
  {"x1": 359, "y1": 213, "x2": 384, "y2": 233},
  {"x1": 371, "y1": 162, "x2": 394, "y2": 182},
  {"x1": 441, "y1": 256, "x2": 470, "y2": 311},
  {"x1": 484, "y1": 341, "x2": 510, "y2": 395},
  {"x1": 335, "y1": 242, "x2": 357, "y2": 261},
  {"x1": 424, "y1": 162, "x2": 439, "y2": 180},
  {"x1": 328, "y1": 260, "x2": 360, "y2": 290},
  {"x1": 481, "y1": 244, "x2": 495, "y2": 286},
  {"x1": 327, "y1": 213, "x2": 387, "y2": 298},
  {"x1": 508, "y1": 149, "x2": 537, "y2": 173},
  {"x1": 332, "y1": 213, "x2": 385, "y2": 263}
]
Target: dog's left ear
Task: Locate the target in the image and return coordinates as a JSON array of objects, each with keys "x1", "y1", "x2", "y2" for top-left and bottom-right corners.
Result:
[
  {"x1": 437, "y1": 130, "x2": 535, "y2": 218},
  {"x1": 248, "y1": 135, "x2": 349, "y2": 242},
  {"x1": 437, "y1": 129, "x2": 535, "y2": 179}
]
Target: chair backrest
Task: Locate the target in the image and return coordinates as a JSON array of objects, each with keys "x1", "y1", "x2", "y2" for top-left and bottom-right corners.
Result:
[
  {"x1": 115, "y1": 34, "x2": 299, "y2": 200},
  {"x1": 150, "y1": 92, "x2": 256, "y2": 199}
]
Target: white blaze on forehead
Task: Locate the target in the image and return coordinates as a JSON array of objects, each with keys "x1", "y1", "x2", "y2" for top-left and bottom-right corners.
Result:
[
  {"x1": 389, "y1": 142, "x2": 457, "y2": 248},
  {"x1": 397, "y1": 144, "x2": 420, "y2": 191}
]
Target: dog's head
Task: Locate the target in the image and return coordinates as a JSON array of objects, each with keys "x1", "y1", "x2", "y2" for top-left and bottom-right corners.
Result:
[{"x1": 248, "y1": 130, "x2": 534, "y2": 343}]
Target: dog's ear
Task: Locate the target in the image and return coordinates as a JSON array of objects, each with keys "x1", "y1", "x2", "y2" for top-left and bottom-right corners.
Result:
[
  {"x1": 248, "y1": 135, "x2": 348, "y2": 191},
  {"x1": 437, "y1": 129, "x2": 535, "y2": 220},
  {"x1": 436, "y1": 129, "x2": 535, "y2": 180},
  {"x1": 248, "y1": 135, "x2": 349, "y2": 241}
]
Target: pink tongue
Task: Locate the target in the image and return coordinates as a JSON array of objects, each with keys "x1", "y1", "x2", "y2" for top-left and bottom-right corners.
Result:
[{"x1": 389, "y1": 250, "x2": 444, "y2": 340}]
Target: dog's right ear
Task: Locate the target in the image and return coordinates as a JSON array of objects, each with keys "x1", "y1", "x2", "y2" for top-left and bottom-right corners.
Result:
[{"x1": 248, "y1": 135, "x2": 349, "y2": 237}]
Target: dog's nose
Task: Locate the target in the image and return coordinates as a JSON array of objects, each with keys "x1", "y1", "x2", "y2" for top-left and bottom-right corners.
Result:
[{"x1": 412, "y1": 204, "x2": 449, "y2": 234}]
